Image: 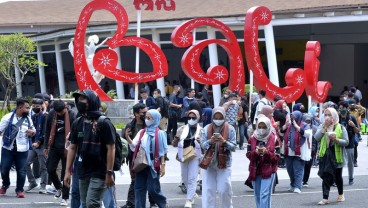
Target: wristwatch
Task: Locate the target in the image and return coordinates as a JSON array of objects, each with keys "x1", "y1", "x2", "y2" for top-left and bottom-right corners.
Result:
[{"x1": 107, "y1": 170, "x2": 114, "y2": 175}]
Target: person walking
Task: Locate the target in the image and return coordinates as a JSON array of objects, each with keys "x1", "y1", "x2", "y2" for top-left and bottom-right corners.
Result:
[
  {"x1": 246, "y1": 116, "x2": 280, "y2": 208},
  {"x1": 174, "y1": 110, "x2": 202, "y2": 208},
  {"x1": 200, "y1": 106, "x2": 237, "y2": 207},
  {"x1": 0, "y1": 98, "x2": 36, "y2": 198},
  {"x1": 314, "y1": 107, "x2": 348, "y2": 205}
]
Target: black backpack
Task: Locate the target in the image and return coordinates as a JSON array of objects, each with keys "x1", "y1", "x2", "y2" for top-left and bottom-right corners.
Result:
[
  {"x1": 161, "y1": 96, "x2": 170, "y2": 117},
  {"x1": 97, "y1": 116, "x2": 124, "y2": 171}
]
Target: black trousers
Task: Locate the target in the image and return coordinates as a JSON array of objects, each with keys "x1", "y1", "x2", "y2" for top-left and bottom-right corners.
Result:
[
  {"x1": 46, "y1": 148, "x2": 69, "y2": 200},
  {"x1": 322, "y1": 168, "x2": 343, "y2": 199},
  {"x1": 166, "y1": 116, "x2": 178, "y2": 144},
  {"x1": 303, "y1": 158, "x2": 312, "y2": 183}
]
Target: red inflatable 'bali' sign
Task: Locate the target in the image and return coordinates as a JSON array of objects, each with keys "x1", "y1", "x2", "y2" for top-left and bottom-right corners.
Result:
[
  {"x1": 74, "y1": 0, "x2": 168, "y2": 101},
  {"x1": 171, "y1": 18, "x2": 245, "y2": 95}
]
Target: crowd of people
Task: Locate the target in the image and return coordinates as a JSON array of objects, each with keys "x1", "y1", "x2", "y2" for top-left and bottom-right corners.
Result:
[{"x1": 0, "y1": 83, "x2": 365, "y2": 208}]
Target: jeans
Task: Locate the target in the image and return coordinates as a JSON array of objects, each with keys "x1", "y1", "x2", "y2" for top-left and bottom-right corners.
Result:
[
  {"x1": 285, "y1": 156, "x2": 305, "y2": 190},
  {"x1": 26, "y1": 147, "x2": 48, "y2": 187},
  {"x1": 46, "y1": 148, "x2": 69, "y2": 199},
  {"x1": 1, "y1": 148, "x2": 28, "y2": 192},
  {"x1": 79, "y1": 177, "x2": 107, "y2": 208},
  {"x1": 252, "y1": 173, "x2": 275, "y2": 208},
  {"x1": 71, "y1": 158, "x2": 82, "y2": 208},
  {"x1": 135, "y1": 167, "x2": 167, "y2": 208},
  {"x1": 346, "y1": 148, "x2": 354, "y2": 180},
  {"x1": 238, "y1": 124, "x2": 246, "y2": 148}
]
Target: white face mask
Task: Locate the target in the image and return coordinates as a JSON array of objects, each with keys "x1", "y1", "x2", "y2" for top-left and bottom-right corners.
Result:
[
  {"x1": 257, "y1": 129, "x2": 267, "y2": 136},
  {"x1": 232, "y1": 100, "x2": 237, "y2": 105},
  {"x1": 145, "y1": 119, "x2": 154, "y2": 126},
  {"x1": 213, "y1": 119, "x2": 225, "y2": 126},
  {"x1": 188, "y1": 119, "x2": 198, "y2": 126},
  {"x1": 224, "y1": 94, "x2": 229, "y2": 98}
]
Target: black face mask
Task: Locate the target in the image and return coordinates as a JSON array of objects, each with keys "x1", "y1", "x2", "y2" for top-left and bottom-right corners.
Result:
[
  {"x1": 77, "y1": 102, "x2": 88, "y2": 114},
  {"x1": 32, "y1": 108, "x2": 41, "y2": 114},
  {"x1": 22, "y1": 112, "x2": 29, "y2": 118}
]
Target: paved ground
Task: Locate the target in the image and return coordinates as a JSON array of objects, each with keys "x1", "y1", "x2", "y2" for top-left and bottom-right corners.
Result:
[{"x1": 1, "y1": 136, "x2": 368, "y2": 207}]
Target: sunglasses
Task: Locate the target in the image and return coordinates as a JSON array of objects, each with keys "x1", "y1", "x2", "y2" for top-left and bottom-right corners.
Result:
[{"x1": 188, "y1": 117, "x2": 197, "y2": 120}]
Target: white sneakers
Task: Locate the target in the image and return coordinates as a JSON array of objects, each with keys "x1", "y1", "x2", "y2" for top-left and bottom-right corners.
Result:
[
  {"x1": 293, "y1": 188, "x2": 301, "y2": 194},
  {"x1": 60, "y1": 199, "x2": 68, "y2": 206},
  {"x1": 184, "y1": 200, "x2": 192, "y2": 208},
  {"x1": 318, "y1": 199, "x2": 330, "y2": 205}
]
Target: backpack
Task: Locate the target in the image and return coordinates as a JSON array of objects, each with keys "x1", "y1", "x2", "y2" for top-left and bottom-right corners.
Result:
[{"x1": 97, "y1": 116, "x2": 127, "y2": 171}]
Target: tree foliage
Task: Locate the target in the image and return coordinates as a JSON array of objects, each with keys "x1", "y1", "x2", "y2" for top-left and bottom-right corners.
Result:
[{"x1": 0, "y1": 33, "x2": 45, "y2": 110}]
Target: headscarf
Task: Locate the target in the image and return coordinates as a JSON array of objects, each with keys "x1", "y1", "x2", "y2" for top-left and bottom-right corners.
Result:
[
  {"x1": 254, "y1": 116, "x2": 272, "y2": 143},
  {"x1": 187, "y1": 109, "x2": 200, "y2": 122},
  {"x1": 309, "y1": 106, "x2": 319, "y2": 117},
  {"x1": 274, "y1": 100, "x2": 285, "y2": 110},
  {"x1": 284, "y1": 110, "x2": 310, "y2": 155},
  {"x1": 292, "y1": 103, "x2": 303, "y2": 112},
  {"x1": 324, "y1": 108, "x2": 339, "y2": 132},
  {"x1": 202, "y1": 107, "x2": 213, "y2": 127},
  {"x1": 251, "y1": 93, "x2": 259, "y2": 104},
  {"x1": 211, "y1": 106, "x2": 226, "y2": 133},
  {"x1": 146, "y1": 109, "x2": 161, "y2": 136},
  {"x1": 302, "y1": 113, "x2": 312, "y2": 123},
  {"x1": 260, "y1": 105, "x2": 274, "y2": 120}
]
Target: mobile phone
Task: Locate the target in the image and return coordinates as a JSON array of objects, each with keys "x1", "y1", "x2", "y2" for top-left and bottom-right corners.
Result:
[{"x1": 213, "y1": 133, "x2": 220, "y2": 139}]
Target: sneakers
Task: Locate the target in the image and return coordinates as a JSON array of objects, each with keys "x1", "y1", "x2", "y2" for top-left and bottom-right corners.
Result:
[
  {"x1": 46, "y1": 184, "x2": 57, "y2": 194},
  {"x1": 318, "y1": 199, "x2": 330, "y2": 205},
  {"x1": 25, "y1": 183, "x2": 39, "y2": 192},
  {"x1": 184, "y1": 199, "x2": 192, "y2": 208},
  {"x1": 349, "y1": 179, "x2": 354, "y2": 185},
  {"x1": 287, "y1": 186, "x2": 294, "y2": 192},
  {"x1": 0, "y1": 186, "x2": 8, "y2": 195},
  {"x1": 354, "y1": 163, "x2": 358, "y2": 167},
  {"x1": 54, "y1": 189, "x2": 62, "y2": 199},
  {"x1": 150, "y1": 203, "x2": 159, "y2": 208},
  {"x1": 39, "y1": 186, "x2": 47, "y2": 194},
  {"x1": 337, "y1": 194, "x2": 345, "y2": 202},
  {"x1": 302, "y1": 182, "x2": 309, "y2": 188},
  {"x1": 60, "y1": 199, "x2": 68, "y2": 206},
  {"x1": 191, "y1": 193, "x2": 199, "y2": 204},
  {"x1": 293, "y1": 188, "x2": 301, "y2": 194},
  {"x1": 16, "y1": 191, "x2": 25, "y2": 198}
]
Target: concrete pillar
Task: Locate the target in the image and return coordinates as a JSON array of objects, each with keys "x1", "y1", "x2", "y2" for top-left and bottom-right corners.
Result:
[
  {"x1": 152, "y1": 29, "x2": 166, "y2": 97},
  {"x1": 113, "y1": 47, "x2": 125, "y2": 99},
  {"x1": 264, "y1": 24, "x2": 280, "y2": 86},
  {"x1": 55, "y1": 41, "x2": 66, "y2": 96},
  {"x1": 36, "y1": 44, "x2": 47, "y2": 93},
  {"x1": 207, "y1": 27, "x2": 221, "y2": 107}
]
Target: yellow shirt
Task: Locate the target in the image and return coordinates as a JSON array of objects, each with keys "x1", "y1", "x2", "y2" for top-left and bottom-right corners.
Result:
[{"x1": 165, "y1": 85, "x2": 173, "y2": 95}]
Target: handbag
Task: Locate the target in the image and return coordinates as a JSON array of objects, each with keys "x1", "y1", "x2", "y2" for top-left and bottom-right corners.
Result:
[
  {"x1": 133, "y1": 146, "x2": 149, "y2": 172},
  {"x1": 182, "y1": 145, "x2": 197, "y2": 162},
  {"x1": 199, "y1": 145, "x2": 215, "y2": 169}
]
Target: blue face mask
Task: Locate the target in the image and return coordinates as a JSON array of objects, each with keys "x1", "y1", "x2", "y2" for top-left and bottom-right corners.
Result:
[{"x1": 339, "y1": 109, "x2": 347, "y2": 115}]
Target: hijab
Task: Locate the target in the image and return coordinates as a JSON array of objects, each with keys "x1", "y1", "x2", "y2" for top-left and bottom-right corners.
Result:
[
  {"x1": 274, "y1": 100, "x2": 285, "y2": 110},
  {"x1": 260, "y1": 105, "x2": 274, "y2": 120},
  {"x1": 146, "y1": 109, "x2": 161, "y2": 136},
  {"x1": 254, "y1": 116, "x2": 272, "y2": 143},
  {"x1": 324, "y1": 108, "x2": 339, "y2": 132},
  {"x1": 292, "y1": 103, "x2": 303, "y2": 112},
  {"x1": 288, "y1": 110, "x2": 310, "y2": 151},
  {"x1": 211, "y1": 106, "x2": 226, "y2": 133}
]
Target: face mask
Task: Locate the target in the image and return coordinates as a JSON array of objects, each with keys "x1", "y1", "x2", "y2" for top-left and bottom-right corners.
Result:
[
  {"x1": 145, "y1": 119, "x2": 154, "y2": 126},
  {"x1": 339, "y1": 109, "x2": 347, "y2": 115},
  {"x1": 153, "y1": 95, "x2": 158, "y2": 99},
  {"x1": 188, "y1": 119, "x2": 198, "y2": 126},
  {"x1": 22, "y1": 112, "x2": 29, "y2": 117},
  {"x1": 224, "y1": 94, "x2": 229, "y2": 98},
  {"x1": 300, "y1": 108, "x2": 305, "y2": 112},
  {"x1": 32, "y1": 108, "x2": 41, "y2": 114},
  {"x1": 213, "y1": 119, "x2": 225, "y2": 126},
  {"x1": 232, "y1": 100, "x2": 237, "y2": 105},
  {"x1": 257, "y1": 129, "x2": 267, "y2": 136},
  {"x1": 77, "y1": 102, "x2": 87, "y2": 114}
]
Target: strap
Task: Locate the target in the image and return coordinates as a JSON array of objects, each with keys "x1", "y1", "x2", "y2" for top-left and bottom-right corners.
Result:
[
  {"x1": 154, "y1": 128, "x2": 160, "y2": 171},
  {"x1": 131, "y1": 128, "x2": 147, "y2": 168},
  {"x1": 15, "y1": 117, "x2": 26, "y2": 128}
]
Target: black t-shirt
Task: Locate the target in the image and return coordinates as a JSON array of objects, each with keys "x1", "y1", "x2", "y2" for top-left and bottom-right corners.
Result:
[
  {"x1": 71, "y1": 117, "x2": 115, "y2": 179},
  {"x1": 339, "y1": 114, "x2": 357, "y2": 149},
  {"x1": 238, "y1": 103, "x2": 249, "y2": 124}
]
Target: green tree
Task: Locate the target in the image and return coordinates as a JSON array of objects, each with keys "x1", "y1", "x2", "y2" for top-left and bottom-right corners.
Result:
[{"x1": 0, "y1": 33, "x2": 45, "y2": 110}]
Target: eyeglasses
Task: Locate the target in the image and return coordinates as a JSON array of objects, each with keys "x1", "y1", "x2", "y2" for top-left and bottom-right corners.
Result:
[
  {"x1": 324, "y1": 114, "x2": 332, "y2": 116},
  {"x1": 188, "y1": 117, "x2": 197, "y2": 120}
]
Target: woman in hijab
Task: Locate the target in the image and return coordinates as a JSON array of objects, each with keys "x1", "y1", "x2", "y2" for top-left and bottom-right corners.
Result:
[
  {"x1": 246, "y1": 116, "x2": 280, "y2": 208},
  {"x1": 174, "y1": 110, "x2": 203, "y2": 208},
  {"x1": 309, "y1": 106, "x2": 321, "y2": 126},
  {"x1": 127, "y1": 109, "x2": 169, "y2": 208},
  {"x1": 201, "y1": 106, "x2": 237, "y2": 208},
  {"x1": 314, "y1": 107, "x2": 348, "y2": 205},
  {"x1": 283, "y1": 110, "x2": 311, "y2": 193}
]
